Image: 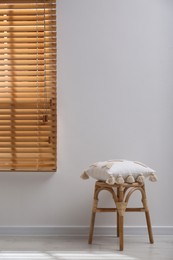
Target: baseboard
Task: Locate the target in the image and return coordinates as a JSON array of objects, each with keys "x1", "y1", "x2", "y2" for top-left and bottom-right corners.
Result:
[{"x1": 0, "y1": 226, "x2": 172, "y2": 236}]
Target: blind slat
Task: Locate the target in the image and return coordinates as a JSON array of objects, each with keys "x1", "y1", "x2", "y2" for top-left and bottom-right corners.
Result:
[
  {"x1": 0, "y1": 65, "x2": 56, "y2": 71},
  {"x1": 0, "y1": 20, "x2": 55, "y2": 25},
  {"x1": 0, "y1": 3, "x2": 56, "y2": 9},
  {"x1": 0, "y1": 9, "x2": 56, "y2": 15},
  {"x1": 0, "y1": 15, "x2": 56, "y2": 22},
  {"x1": 0, "y1": 32, "x2": 56, "y2": 37},
  {"x1": 0, "y1": 26, "x2": 56, "y2": 32},
  {"x1": 2, "y1": 0, "x2": 56, "y2": 3},
  {"x1": 0, "y1": 38, "x2": 55, "y2": 44},
  {"x1": 0, "y1": 49, "x2": 56, "y2": 55}
]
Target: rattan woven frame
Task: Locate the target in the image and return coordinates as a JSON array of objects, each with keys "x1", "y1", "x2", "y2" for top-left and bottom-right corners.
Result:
[{"x1": 88, "y1": 181, "x2": 154, "y2": 251}]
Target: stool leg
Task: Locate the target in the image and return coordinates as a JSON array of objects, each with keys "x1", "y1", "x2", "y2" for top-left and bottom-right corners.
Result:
[
  {"x1": 117, "y1": 188, "x2": 119, "y2": 237},
  {"x1": 119, "y1": 215, "x2": 124, "y2": 251},
  {"x1": 88, "y1": 204, "x2": 97, "y2": 244},
  {"x1": 145, "y1": 211, "x2": 154, "y2": 244},
  {"x1": 88, "y1": 186, "x2": 98, "y2": 244},
  {"x1": 142, "y1": 185, "x2": 154, "y2": 244},
  {"x1": 117, "y1": 212, "x2": 119, "y2": 237},
  {"x1": 116, "y1": 186, "x2": 126, "y2": 251}
]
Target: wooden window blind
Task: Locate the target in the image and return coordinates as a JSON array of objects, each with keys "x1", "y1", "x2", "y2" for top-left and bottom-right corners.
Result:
[{"x1": 0, "y1": 0, "x2": 57, "y2": 171}]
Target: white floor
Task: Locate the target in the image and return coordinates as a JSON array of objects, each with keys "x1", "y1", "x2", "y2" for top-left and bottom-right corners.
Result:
[{"x1": 0, "y1": 235, "x2": 172, "y2": 260}]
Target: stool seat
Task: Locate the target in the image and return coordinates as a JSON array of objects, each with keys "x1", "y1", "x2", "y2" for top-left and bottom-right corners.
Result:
[{"x1": 88, "y1": 181, "x2": 154, "y2": 251}]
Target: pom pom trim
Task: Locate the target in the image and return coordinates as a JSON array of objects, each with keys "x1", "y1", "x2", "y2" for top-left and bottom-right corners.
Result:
[{"x1": 80, "y1": 171, "x2": 89, "y2": 180}]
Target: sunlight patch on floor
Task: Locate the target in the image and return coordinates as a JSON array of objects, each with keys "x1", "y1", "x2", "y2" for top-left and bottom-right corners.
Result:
[{"x1": 0, "y1": 251, "x2": 138, "y2": 260}]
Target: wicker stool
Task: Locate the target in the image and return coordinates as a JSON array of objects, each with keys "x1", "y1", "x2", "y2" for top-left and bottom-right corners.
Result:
[{"x1": 88, "y1": 181, "x2": 154, "y2": 251}]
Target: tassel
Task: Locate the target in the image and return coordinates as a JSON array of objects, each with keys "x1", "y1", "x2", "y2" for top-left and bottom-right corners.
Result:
[
  {"x1": 106, "y1": 175, "x2": 115, "y2": 185},
  {"x1": 126, "y1": 174, "x2": 135, "y2": 183},
  {"x1": 149, "y1": 173, "x2": 158, "y2": 182},
  {"x1": 115, "y1": 175, "x2": 124, "y2": 184},
  {"x1": 80, "y1": 171, "x2": 89, "y2": 180},
  {"x1": 136, "y1": 174, "x2": 145, "y2": 183}
]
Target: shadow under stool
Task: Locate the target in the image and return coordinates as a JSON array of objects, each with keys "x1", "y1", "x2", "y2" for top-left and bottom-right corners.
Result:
[{"x1": 88, "y1": 181, "x2": 154, "y2": 251}]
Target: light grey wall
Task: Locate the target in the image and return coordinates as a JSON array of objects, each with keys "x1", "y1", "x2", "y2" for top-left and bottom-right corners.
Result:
[{"x1": 0, "y1": 0, "x2": 172, "y2": 230}]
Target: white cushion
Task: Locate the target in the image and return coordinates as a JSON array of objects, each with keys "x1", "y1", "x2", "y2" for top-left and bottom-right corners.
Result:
[{"x1": 81, "y1": 159, "x2": 157, "y2": 184}]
